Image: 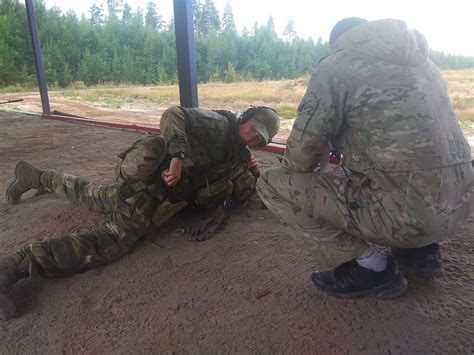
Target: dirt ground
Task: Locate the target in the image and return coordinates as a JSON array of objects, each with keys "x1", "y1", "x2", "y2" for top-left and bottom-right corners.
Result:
[
  {"x1": 0, "y1": 111, "x2": 473, "y2": 353},
  {"x1": 0, "y1": 92, "x2": 294, "y2": 143}
]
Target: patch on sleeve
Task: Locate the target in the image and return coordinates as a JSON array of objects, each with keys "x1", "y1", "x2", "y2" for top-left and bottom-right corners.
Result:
[{"x1": 297, "y1": 92, "x2": 320, "y2": 119}]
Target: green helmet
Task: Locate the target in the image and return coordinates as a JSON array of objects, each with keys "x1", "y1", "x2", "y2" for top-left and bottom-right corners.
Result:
[{"x1": 239, "y1": 106, "x2": 280, "y2": 147}]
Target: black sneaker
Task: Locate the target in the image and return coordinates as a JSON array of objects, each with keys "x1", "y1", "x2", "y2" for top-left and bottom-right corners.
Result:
[
  {"x1": 392, "y1": 243, "x2": 444, "y2": 279},
  {"x1": 311, "y1": 257, "x2": 407, "y2": 299}
]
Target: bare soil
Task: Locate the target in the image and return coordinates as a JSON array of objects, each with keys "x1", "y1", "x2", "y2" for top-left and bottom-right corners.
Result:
[
  {"x1": 0, "y1": 92, "x2": 294, "y2": 143},
  {"x1": 0, "y1": 111, "x2": 473, "y2": 353}
]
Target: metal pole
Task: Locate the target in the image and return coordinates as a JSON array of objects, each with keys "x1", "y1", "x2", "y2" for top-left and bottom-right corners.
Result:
[
  {"x1": 25, "y1": 0, "x2": 50, "y2": 114},
  {"x1": 173, "y1": 0, "x2": 198, "y2": 108}
]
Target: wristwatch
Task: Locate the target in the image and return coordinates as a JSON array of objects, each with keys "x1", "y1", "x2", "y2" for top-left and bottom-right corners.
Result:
[{"x1": 171, "y1": 151, "x2": 185, "y2": 160}]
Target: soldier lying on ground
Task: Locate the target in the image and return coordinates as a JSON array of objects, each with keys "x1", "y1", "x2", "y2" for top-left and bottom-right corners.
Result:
[
  {"x1": 0, "y1": 105, "x2": 280, "y2": 320},
  {"x1": 257, "y1": 18, "x2": 474, "y2": 299}
]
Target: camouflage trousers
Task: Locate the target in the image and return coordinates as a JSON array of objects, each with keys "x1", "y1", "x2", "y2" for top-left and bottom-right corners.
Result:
[
  {"x1": 22, "y1": 171, "x2": 160, "y2": 277},
  {"x1": 257, "y1": 163, "x2": 473, "y2": 270}
]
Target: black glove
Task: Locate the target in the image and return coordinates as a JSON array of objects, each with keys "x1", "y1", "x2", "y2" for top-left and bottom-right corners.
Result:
[{"x1": 185, "y1": 205, "x2": 225, "y2": 241}]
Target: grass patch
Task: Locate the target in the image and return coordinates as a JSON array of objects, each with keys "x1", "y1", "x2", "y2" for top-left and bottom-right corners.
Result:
[
  {"x1": 274, "y1": 104, "x2": 298, "y2": 119},
  {"x1": 1, "y1": 69, "x2": 472, "y2": 127},
  {"x1": 58, "y1": 85, "x2": 179, "y2": 107},
  {"x1": 457, "y1": 107, "x2": 474, "y2": 122},
  {"x1": 52, "y1": 80, "x2": 307, "y2": 113},
  {"x1": 442, "y1": 69, "x2": 474, "y2": 83},
  {"x1": 60, "y1": 90, "x2": 77, "y2": 98},
  {"x1": 198, "y1": 80, "x2": 306, "y2": 107},
  {"x1": 0, "y1": 84, "x2": 37, "y2": 93},
  {"x1": 83, "y1": 94, "x2": 100, "y2": 102},
  {"x1": 103, "y1": 96, "x2": 123, "y2": 108},
  {"x1": 84, "y1": 94, "x2": 136, "y2": 108},
  {"x1": 452, "y1": 96, "x2": 474, "y2": 110}
]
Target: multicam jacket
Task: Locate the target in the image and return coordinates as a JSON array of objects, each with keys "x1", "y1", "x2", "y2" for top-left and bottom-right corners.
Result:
[
  {"x1": 160, "y1": 106, "x2": 255, "y2": 205},
  {"x1": 160, "y1": 107, "x2": 248, "y2": 169},
  {"x1": 285, "y1": 18, "x2": 471, "y2": 175}
]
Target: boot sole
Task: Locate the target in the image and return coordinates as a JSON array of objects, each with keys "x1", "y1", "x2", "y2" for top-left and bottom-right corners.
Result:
[
  {"x1": 393, "y1": 255, "x2": 445, "y2": 280},
  {"x1": 0, "y1": 295, "x2": 16, "y2": 321},
  {"x1": 5, "y1": 160, "x2": 27, "y2": 205},
  {"x1": 414, "y1": 267, "x2": 445, "y2": 280},
  {"x1": 371, "y1": 274, "x2": 408, "y2": 299},
  {"x1": 313, "y1": 273, "x2": 408, "y2": 300}
]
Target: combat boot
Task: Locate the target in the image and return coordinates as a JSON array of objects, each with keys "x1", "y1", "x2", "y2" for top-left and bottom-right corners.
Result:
[
  {"x1": 0, "y1": 251, "x2": 30, "y2": 321},
  {"x1": 5, "y1": 160, "x2": 43, "y2": 204},
  {"x1": 392, "y1": 243, "x2": 445, "y2": 279},
  {"x1": 311, "y1": 256, "x2": 407, "y2": 299}
]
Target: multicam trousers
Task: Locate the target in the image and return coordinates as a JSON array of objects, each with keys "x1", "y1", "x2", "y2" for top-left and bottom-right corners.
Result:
[
  {"x1": 22, "y1": 171, "x2": 160, "y2": 277},
  {"x1": 257, "y1": 163, "x2": 474, "y2": 270}
]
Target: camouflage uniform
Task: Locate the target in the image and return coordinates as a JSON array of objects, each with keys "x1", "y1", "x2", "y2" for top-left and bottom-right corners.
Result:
[
  {"x1": 257, "y1": 19, "x2": 474, "y2": 270},
  {"x1": 23, "y1": 107, "x2": 257, "y2": 276}
]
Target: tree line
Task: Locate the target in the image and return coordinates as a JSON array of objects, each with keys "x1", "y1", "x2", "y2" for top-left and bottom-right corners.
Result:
[{"x1": 1, "y1": 0, "x2": 473, "y2": 88}]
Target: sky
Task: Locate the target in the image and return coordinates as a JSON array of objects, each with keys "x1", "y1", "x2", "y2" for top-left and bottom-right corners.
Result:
[{"x1": 44, "y1": 0, "x2": 474, "y2": 56}]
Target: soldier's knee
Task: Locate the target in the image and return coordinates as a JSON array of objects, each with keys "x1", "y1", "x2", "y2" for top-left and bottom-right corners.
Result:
[
  {"x1": 258, "y1": 167, "x2": 289, "y2": 190},
  {"x1": 256, "y1": 167, "x2": 286, "y2": 199},
  {"x1": 256, "y1": 169, "x2": 271, "y2": 192},
  {"x1": 117, "y1": 135, "x2": 167, "y2": 182}
]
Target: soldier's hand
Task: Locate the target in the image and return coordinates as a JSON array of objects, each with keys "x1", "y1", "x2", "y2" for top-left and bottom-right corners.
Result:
[
  {"x1": 162, "y1": 157, "x2": 183, "y2": 187},
  {"x1": 247, "y1": 155, "x2": 259, "y2": 172}
]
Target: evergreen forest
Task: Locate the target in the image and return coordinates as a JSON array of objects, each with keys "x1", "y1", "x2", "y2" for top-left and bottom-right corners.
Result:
[{"x1": 1, "y1": 0, "x2": 473, "y2": 88}]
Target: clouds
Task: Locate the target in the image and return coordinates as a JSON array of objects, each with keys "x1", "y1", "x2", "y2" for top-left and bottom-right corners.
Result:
[{"x1": 44, "y1": 0, "x2": 474, "y2": 56}]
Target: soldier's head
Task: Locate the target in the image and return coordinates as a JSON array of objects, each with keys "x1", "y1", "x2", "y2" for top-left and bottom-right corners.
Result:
[
  {"x1": 238, "y1": 106, "x2": 280, "y2": 148},
  {"x1": 329, "y1": 17, "x2": 367, "y2": 45}
]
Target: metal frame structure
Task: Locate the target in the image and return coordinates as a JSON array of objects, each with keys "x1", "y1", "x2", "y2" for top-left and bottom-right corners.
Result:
[
  {"x1": 25, "y1": 0, "x2": 50, "y2": 114},
  {"x1": 173, "y1": 0, "x2": 199, "y2": 107},
  {"x1": 24, "y1": 0, "x2": 285, "y2": 154},
  {"x1": 25, "y1": 0, "x2": 198, "y2": 112}
]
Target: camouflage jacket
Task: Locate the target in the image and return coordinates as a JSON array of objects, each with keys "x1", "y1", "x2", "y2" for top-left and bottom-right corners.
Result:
[
  {"x1": 285, "y1": 19, "x2": 471, "y2": 176},
  {"x1": 160, "y1": 106, "x2": 250, "y2": 180}
]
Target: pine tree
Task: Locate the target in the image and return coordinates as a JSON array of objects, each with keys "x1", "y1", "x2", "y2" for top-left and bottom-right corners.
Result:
[
  {"x1": 168, "y1": 16, "x2": 175, "y2": 31},
  {"x1": 1, "y1": 0, "x2": 473, "y2": 88},
  {"x1": 145, "y1": 1, "x2": 164, "y2": 30},
  {"x1": 132, "y1": 7, "x2": 144, "y2": 27},
  {"x1": 107, "y1": 0, "x2": 123, "y2": 20},
  {"x1": 122, "y1": 3, "x2": 132, "y2": 23},
  {"x1": 283, "y1": 17, "x2": 296, "y2": 43},
  {"x1": 266, "y1": 16, "x2": 276, "y2": 35},
  {"x1": 89, "y1": 2, "x2": 104, "y2": 26},
  {"x1": 192, "y1": 0, "x2": 203, "y2": 37},
  {"x1": 222, "y1": 1, "x2": 235, "y2": 32},
  {"x1": 201, "y1": 0, "x2": 220, "y2": 36}
]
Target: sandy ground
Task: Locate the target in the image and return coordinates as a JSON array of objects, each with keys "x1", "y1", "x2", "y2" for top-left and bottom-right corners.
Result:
[{"x1": 0, "y1": 111, "x2": 473, "y2": 353}]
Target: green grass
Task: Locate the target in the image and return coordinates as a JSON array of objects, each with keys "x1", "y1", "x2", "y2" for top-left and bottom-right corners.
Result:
[
  {"x1": 452, "y1": 96, "x2": 474, "y2": 110},
  {"x1": 273, "y1": 104, "x2": 297, "y2": 119},
  {"x1": 0, "y1": 84, "x2": 37, "y2": 93},
  {"x1": 60, "y1": 90, "x2": 77, "y2": 98}
]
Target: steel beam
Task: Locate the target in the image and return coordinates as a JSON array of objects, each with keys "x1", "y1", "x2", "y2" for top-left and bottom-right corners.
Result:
[
  {"x1": 173, "y1": 0, "x2": 199, "y2": 108},
  {"x1": 25, "y1": 0, "x2": 50, "y2": 114},
  {"x1": 41, "y1": 113, "x2": 287, "y2": 154}
]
